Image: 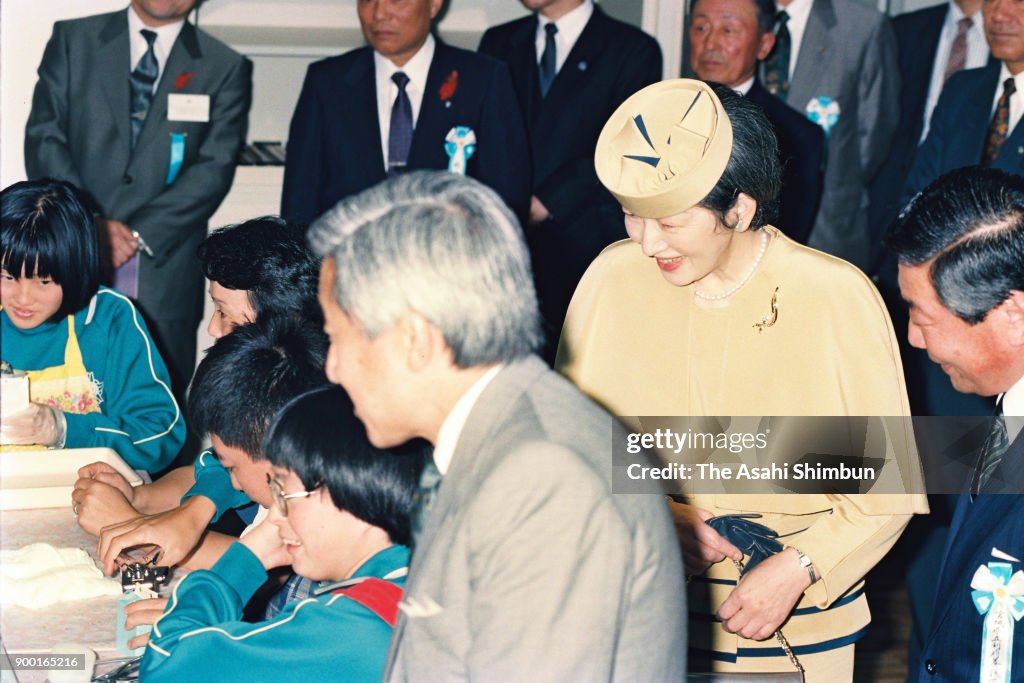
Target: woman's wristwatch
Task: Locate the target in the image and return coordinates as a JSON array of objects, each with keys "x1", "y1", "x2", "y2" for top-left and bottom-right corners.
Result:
[{"x1": 790, "y1": 547, "x2": 818, "y2": 584}]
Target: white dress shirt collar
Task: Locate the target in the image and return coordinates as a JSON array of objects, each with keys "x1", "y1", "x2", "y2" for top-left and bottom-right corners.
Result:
[
  {"x1": 1000, "y1": 372, "x2": 1024, "y2": 442},
  {"x1": 734, "y1": 76, "x2": 756, "y2": 95},
  {"x1": 374, "y1": 34, "x2": 436, "y2": 169},
  {"x1": 535, "y1": 0, "x2": 594, "y2": 74},
  {"x1": 127, "y1": 6, "x2": 185, "y2": 90},
  {"x1": 776, "y1": 0, "x2": 813, "y2": 77},
  {"x1": 432, "y1": 365, "x2": 503, "y2": 475},
  {"x1": 992, "y1": 63, "x2": 1024, "y2": 138}
]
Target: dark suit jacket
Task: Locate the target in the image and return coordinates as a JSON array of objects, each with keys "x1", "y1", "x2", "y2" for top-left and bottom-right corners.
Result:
[
  {"x1": 914, "y1": 429, "x2": 1024, "y2": 681},
  {"x1": 904, "y1": 60, "x2": 1024, "y2": 199},
  {"x1": 281, "y1": 40, "x2": 530, "y2": 225},
  {"x1": 24, "y1": 9, "x2": 252, "y2": 387},
  {"x1": 383, "y1": 356, "x2": 686, "y2": 682},
  {"x1": 478, "y1": 8, "x2": 661, "y2": 349},
  {"x1": 869, "y1": 3, "x2": 947, "y2": 247},
  {"x1": 747, "y1": 80, "x2": 825, "y2": 244}
]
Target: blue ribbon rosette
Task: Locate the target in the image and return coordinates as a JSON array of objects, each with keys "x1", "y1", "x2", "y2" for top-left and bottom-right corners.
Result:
[
  {"x1": 805, "y1": 96, "x2": 840, "y2": 138},
  {"x1": 970, "y1": 560, "x2": 1024, "y2": 682},
  {"x1": 445, "y1": 126, "x2": 476, "y2": 176}
]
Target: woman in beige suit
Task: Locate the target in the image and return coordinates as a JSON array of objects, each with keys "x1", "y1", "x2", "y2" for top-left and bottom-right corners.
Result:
[{"x1": 557, "y1": 80, "x2": 927, "y2": 681}]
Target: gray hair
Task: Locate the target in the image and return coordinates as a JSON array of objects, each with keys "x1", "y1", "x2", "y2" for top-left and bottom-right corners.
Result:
[{"x1": 308, "y1": 171, "x2": 542, "y2": 367}]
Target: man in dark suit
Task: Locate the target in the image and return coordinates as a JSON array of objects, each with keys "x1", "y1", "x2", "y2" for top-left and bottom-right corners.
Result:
[
  {"x1": 688, "y1": 0, "x2": 824, "y2": 243},
  {"x1": 282, "y1": 0, "x2": 530, "y2": 226},
  {"x1": 310, "y1": 171, "x2": 686, "y2": 682},
  {"x1": 893, "y1": 0, "x2": 1023, "y2": 419},
  {"x1": 903, "y1": 12, "x2": 1024, "y2": 198},
  {"x1": 24, "y1": 0, "x2": 252, "y2": 398},
  {"x1": 478, "y1": 0, "x2": 661, "y2": 355},
  {"x1": 889, "y1": 167, "x2": 1024, "y2": 682},
  {"x1": 869, "y1": 0, "x2": 986, "y2": 250}
]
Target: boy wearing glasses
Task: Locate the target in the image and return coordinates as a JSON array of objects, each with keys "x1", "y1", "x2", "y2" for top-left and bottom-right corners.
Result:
[
  {"x1": 79, "y1": 317, "x2": 330, "y2": 645},
  {"x1": 141, "y1": 385, "x2": 422, "y2": 681}
]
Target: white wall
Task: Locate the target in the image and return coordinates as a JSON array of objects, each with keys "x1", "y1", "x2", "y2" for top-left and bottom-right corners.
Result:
[
  {"x1": 1, "y1": 0, "x2": 687, "y2": 187},
  {"x1": 1, "y1": 0, "x2": 126, "y2": 186}
]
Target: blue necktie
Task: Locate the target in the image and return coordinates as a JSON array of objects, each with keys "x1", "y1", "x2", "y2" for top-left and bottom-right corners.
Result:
[
  {"x1": 130, "y1": 29, "x2": 159, "y2": 149},
  {"x1": 538, "y1": 22, "x2": 558, "y2": 97},
  {"x1": 388, "y1": 71, "x2": 413, "y2": 176}
]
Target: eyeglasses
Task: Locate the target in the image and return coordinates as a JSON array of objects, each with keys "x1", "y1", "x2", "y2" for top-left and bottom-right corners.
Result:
[{"x1": 267, "y1": 473, "x2": 313, "y2": 517}]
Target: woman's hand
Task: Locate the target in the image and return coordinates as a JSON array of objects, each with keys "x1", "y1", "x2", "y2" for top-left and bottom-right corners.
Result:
[
  {"x1": 667, "y1": 500, "x2": 743, "y2": 575},
  {"x1": 2, "y1": 402, "x2": 65, "y2": 446},
  {"x1": 240, "y1": 515, "x2": 292, "y2": 571},
  {"x1": 123, "y1": 597, "x2": 169, "y2": 650},
  {"x1": 718, "y1": 548, "x2": 814, "y2": 641}
]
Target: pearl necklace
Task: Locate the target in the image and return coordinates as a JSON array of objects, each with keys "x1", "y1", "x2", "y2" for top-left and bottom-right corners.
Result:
[{"x1": 694, "y1": 230, "x2": 769, "y2": 301}]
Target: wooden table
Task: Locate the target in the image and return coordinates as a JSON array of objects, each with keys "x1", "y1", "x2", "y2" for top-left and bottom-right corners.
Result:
[{"x1": 1, "y1": 507, "x2": 121, "y2": 682}]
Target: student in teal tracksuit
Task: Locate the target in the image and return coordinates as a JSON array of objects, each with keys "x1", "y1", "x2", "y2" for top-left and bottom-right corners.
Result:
[
  {"x1": 1, "y1": 179, "x2": 183, "y2": 471},
  {"x1": 142, "y1": 386, "x2": 425, "y2": 682}
]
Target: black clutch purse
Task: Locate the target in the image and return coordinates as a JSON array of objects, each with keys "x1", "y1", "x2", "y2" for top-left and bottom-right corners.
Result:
[{"x1": 686, "y1": 514, "x2": 806, "y2": 683}]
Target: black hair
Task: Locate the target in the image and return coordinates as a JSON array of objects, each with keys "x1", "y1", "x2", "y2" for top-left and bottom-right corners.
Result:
[
  {"x1": 887, "y1": 166, "x2": 1024, "y2": 324},
  {"x1": 198, "y1": 216, "x2": 322, "y2": 325},
  {"x1": 188, "y1": 315, "x2": 328, "y2": 457},
  {"x1": 689, "y1": 0, "x2": 776, "y2": 32},
  {"x1": 698, "y1": 84, "x2": 781, "y2": 230},
  {"x1": 751, "y1": 0, "x2": 776, "y2": 33},
  {"x1": 263, "y1": 386, "x2": 426, "y2": 547},
  {"x1": 1, "y1": 178, "x2": 100, "y2": 319}
]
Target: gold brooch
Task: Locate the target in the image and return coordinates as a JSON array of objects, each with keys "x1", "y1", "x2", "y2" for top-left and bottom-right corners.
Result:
[{"x1": 753, "y1": 287, "x2": 779, "y2": 332}]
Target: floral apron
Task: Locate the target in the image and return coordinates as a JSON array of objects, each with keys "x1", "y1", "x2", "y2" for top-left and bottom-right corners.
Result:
[{"x1": 1, "y1": 313, "x2": 101, "y2": 451}]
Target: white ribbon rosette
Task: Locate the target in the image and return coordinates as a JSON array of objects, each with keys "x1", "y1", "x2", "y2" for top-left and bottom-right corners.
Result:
[
  {"x1": 970, "y1": 561, "x2": 1024, "y2": 682},
  {"x1": 444, "y1": 126, "x2": 477, "y2": 176}
]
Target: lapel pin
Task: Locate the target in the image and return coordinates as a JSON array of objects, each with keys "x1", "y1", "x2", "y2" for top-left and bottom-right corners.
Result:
[{"x1": 578, "y1": 61, "x2": 588, "y2": 72}]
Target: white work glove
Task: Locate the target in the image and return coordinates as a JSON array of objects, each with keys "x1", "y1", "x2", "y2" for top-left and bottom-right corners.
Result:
[{"x1": 2, "y1": 402, "x2": 67, "y2": 447}]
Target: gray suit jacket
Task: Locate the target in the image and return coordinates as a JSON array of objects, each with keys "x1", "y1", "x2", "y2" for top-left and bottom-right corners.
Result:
[
  {"x1": 384, "y1": 356, "x2": 686, "y2": 682},
  {"x1": 782, "y1": 0, "x2": 899, "y2": 270},
  {"x1": 25, "y1": 9, "x2": 251, "y2": 382}
]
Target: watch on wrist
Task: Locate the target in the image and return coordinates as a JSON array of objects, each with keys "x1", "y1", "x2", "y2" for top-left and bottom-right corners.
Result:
[{"x1": 791, "y1": 547, "x2": 818, "y2": 584}]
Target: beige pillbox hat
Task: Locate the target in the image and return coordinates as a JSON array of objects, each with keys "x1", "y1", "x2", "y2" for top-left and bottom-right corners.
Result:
[{"x1": 594, "y1": 79, "x2": 733, "y2": 219}]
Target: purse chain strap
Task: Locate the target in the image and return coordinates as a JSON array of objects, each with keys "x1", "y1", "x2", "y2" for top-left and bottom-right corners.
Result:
[{"x1": 731, "y1": 558, "x2": 806, "y2": 675}]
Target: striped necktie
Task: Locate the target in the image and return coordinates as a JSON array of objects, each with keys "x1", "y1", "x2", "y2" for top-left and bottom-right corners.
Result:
[
  {"x1": 129, "y1": 29, "x2": 159, "y2": 149},
  {"x1": 971, "y1": 406, "x2": 1010, "y2": 496}
]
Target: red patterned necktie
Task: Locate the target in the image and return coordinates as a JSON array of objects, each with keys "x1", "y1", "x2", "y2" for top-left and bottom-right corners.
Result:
[
  {"x1": 981, "y1": 77, "x2": 1016, "y2": 166},
  {"x1": 944, "y1": 17, "x2": 972, "y2": 82}
]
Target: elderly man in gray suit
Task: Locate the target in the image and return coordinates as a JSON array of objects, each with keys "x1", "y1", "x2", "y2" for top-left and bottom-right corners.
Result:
[
  {"x1": 310, "y1": 170, "x2": 686, "y2": 682},
  {"x1": 761, "y1": 0, "x2": 899, "y2": 271},
  {"x1": 25, "y1": 0, "x2": 252, "y2": 397}
]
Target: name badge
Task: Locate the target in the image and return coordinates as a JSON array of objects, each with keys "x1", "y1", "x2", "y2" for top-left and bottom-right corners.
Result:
[{"x1": 167, "y1": 94, "x2": 209, "y2": 122}]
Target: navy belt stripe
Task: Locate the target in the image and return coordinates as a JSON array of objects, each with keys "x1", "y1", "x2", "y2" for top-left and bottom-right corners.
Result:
[{"x1": 691, "y1": 625, "x2": 871, "y2": 663}]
